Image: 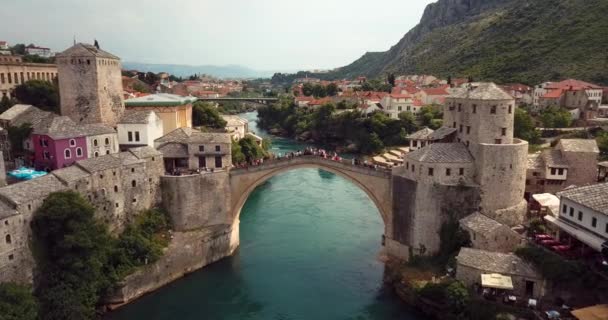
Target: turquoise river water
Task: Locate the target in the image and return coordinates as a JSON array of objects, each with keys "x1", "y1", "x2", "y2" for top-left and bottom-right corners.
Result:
[{"x1": 107, "y1": 112, "x2": 425, "y2": 320}]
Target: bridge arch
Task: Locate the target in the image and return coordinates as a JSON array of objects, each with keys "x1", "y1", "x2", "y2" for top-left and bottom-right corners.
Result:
[{"x1": 229, "y1": 156, "x2": 393, "y2": 234}]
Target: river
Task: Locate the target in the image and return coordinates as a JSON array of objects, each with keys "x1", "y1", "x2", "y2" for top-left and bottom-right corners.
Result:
[{"x1": 107, "y1": 111, "x2": 425, "y2": 320}]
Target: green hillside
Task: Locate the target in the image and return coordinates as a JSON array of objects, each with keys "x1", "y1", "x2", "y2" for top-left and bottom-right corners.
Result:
[{"x1": 327, "y1": 0, "x2": 608, "y2": 85}]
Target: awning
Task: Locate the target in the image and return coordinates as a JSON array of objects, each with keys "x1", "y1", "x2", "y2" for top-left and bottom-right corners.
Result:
[
  {"x1": 544, "y1": 215, "x2": 606, "y2": 252},
  {"x1": 481, "y1": 273, "x2": 514, "y2": 290},
  {"x1": 532, "y1": 193, "x2": 560, "y2": 216},
  {"x1": 572, "y1": 304, "x2": 608, "y2": 320}
]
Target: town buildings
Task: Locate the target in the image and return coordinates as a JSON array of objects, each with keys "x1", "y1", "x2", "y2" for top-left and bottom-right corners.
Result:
[
  {"x1": 222, "y1": 115, "x2": 248, "y2": 141},
  {"x1": 460, "y1": 212, "x2": 522, "y2": 253},
  {"x1": 154, "y1": 127, "x2": 231, "y2": 172},
  {"x1": 117, "y1": 111, "x2": 164, "y2": 150},
  {"x1": 124, "y1": 93, "x2": 195, "y2": 135},
  {"x1": 0, "y1": 55, "x2": 57, "y2": 99},
  {"x1": 24, "y1": 45, "x2": 52, "y2": 58},
  {"x1": 525, "y1": 139, "x2": 599, "y2": 197},
  {"x1": 533, "y1": 79, "x2": 603, "y2": 120},
  {"x1": 544, "y1": 183, "x2": 608, "y2": 255},
  {"x1": 56, "y1": 43, "x2": 125, "y2": 126}
]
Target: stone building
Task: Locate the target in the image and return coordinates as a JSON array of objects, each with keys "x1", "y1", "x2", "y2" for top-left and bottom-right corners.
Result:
[
  {"x1": 124, "y1": 94, "x2": 195, "y2": 135},
  {"x1": 393, "y1": 83, "x2": 528, "y2": 256},
  {"x1": 0, "y1": 146, "x2": 163, "y2": 283},
  {"x1": 525, "y1": 139, "x2": 599, "y2": 197},
  {"x1": 406, "y1": 127, "x2": 457, "y2": 151},
  {"x1": 56, "y1": 43, "x2": 124, "y2": 126},
  {"x1": 0, "y1": 55, "x2": 58, "y2": 99},
  {"x1": 459, "y1": 212, "x2": 522, "y2": 253},
  {"x1": 222, "y1": 115, "x2": 248, "y2": 141},
  {"x1": 455, "y1": 247, "x2": 546, "y2": 299},
  {"x1": 154, "y1": 127, "x2": 231, "y2": 172}
]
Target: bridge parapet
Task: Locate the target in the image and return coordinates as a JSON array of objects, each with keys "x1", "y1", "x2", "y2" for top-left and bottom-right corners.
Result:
[{"x1": 229, "y1": 155, "x2": 392, "y2": 179}]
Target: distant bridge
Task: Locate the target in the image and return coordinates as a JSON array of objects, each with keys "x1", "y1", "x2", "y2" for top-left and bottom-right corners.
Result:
[{"x1": 197, "y1": 97, "x2": 279, "y2": 105}]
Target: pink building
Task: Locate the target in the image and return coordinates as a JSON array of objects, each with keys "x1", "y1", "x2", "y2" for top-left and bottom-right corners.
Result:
[{"x1": 32, "y1": 117, "x2": 88, "y2": 170}]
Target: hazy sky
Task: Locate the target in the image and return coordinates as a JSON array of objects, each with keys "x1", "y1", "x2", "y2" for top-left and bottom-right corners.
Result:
[{"x1": 1, "y1": 0, "x2": 435, "y2": 71}]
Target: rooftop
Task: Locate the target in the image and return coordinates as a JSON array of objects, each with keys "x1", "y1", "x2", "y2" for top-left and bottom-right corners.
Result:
[
  {"x1": 157, "y1": 143, "x2": 189, "y2": 158},
  {"x1": 456, "y1": 248, "x2": 540, "y2": 279},
  {"x1": 460, "y1": 212, "x2": 505, "y2": 234},
  {"x1": 32, "y1": 116, "x2": 115, "y2": 139},
  {"x1": 155, "y1": 127, "x2": 232, "y2": 145},
  {"x1": 51, "y1": 165, "x2": 90, "y2": 184},
  {"x1": 542, "y1": 149, "x2": 569, "y2": 168},
  {"x1": 406, "y1": 143, "x2": 473, "y2": 163},
  {"x1": 75, "y1": 154, "x2": 124, "y2": 173},
  {"x1": 557, "y1": 183, "x2": 608, "y2": 216},
  {"x1": 119, "y1": 110, "x2": 157, "y2": 124},
  {"x1": 406, "y1": 127, "x2": 434, "y2": 140},
  {"x1": 427, "y1": 127, "x2": 458, "y2": 141},
  {"x1": 0, "y1": 104, "x2": 34, "y2": 121},
  {"x1": 449, "y1": 82, "x2": 514, "y2": 101},
  {"x1": 56, "y1": 43, "x2": 119, "y2": 60},
  {"x1": 0, "y1": 174, "x2": 66, "y2": 205},
  {"x1": 128, "y1": 146, "x2": 162, "y2": 159},
  {"x1": 558, "y1": 139, "x2": 600, "y2": 153},
  {"x1": 546, "y1": 79, "x2": 603, "y2": 91},
  {"x1": 125, "y1": 93, "x2": 197, "y2": 107}
]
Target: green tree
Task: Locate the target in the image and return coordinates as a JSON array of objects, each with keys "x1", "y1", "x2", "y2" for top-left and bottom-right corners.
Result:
[
  {"x1": 419, "y1": 106, "x2": 443, "y2": 129},
  {"x1": 0, "y1": 283, "x2": 38, "y2": 320},
  {"x1": 10, "y1": 44, "x2": 25, "y2": 55},
  {"x1": 232, "y1": 139, "x2": 246, "y2": 164},
  {"x1": 597, "y1": 131, "x2": 608, "y2": 159},
  {"x1": 514, "y1": 108, "x2": 541, "y2": 144},
  {"x1": 540, "y1": 107, "x2": 572, "y2": 128},
  {"x1": 446, "y1": 281, "x2": 470, "y2": 316},
  {"x1": 302, "y1": 83, "x2": 314, "y2": 96},
  {"x1": 13, "y1": 80, "x2": 59, "y2": 113},
  {"x1": 132, "y1": 81, "x2": 150, "y2": 93},
  {"x1": 238, "y1": 136, "x2": 267, "y2": 163},
  {"x1": 192, "y1": 102, "x2": 227, "y2": 128},
  {"x1": 311, "y1": 84, "x2": 327, "y2": 98},
  {"x1": 32, "y1": 191, "x2": 114, "y2": 320},
  {"x1": 0, "y1": 95, "x2": 18, "y2": 114},
  {"x1": 7, "y1": 123, "x2": 32, "y2": 154},
  {"x1": 326, "y1": 83, "x2": 338, "y2": 96},
  {"x1": 387, "y1": 73, "x2": 396, "y2": 87}
]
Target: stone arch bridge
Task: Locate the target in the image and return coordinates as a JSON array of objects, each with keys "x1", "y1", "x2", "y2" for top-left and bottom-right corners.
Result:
[{"x1": 229, "y1": 156, "x2": 396, "y2": 246}]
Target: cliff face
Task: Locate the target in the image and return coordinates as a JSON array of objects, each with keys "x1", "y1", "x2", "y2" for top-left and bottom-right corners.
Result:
[{"x1": 327, "y1": 0, "x2": 608, "y2": 85}]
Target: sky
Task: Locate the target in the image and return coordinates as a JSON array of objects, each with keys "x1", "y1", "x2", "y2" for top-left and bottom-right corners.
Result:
[{"x1": 1, "y1": 0, "x2": 435, "y2": 72}]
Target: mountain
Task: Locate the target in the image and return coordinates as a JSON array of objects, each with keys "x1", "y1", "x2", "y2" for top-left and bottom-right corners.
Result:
[
  {"x1": 324, "y1": 0, "x2": 608, "y2": 85},
  {"x1": 122, "y1": 62, "x2": 278, "y2": 79}
]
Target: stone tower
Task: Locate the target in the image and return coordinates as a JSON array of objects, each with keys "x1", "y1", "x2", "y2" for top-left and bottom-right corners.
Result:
[{"x1": 56, "y1": 43, "x2": 124, "y2": 126}]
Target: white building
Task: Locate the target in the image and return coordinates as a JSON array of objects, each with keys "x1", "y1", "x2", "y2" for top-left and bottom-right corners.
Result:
[
  {"x1": 25, "y1": 46, "x2": 52, "y2": 58},
  {"x1": 546, "y1": 183, "x2": 608, "y2": 253},
  {"x1": 381, "y1": 94, "x2": 422, "y2": 118},
  {"x1": 117, "y1": 110, "x2": 164, "y2": 150},
  {"x1": 222, "y1": 115, "x2": 248, "y2": 141},
  {"x1": 85, "y1": 124, "x2": 120, "y2": 158}
]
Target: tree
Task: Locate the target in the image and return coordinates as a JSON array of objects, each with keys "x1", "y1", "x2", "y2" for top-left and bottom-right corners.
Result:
[
  {"x1": 302, "y1": 83, "x2": 314, "y2": 96},
  {"x1": 0, "y1": 283, "x2": 38, "y2": 320},
  {"x1": 192, "y1": 102, "x2": 227, "y2": 128},
  {"x1": 387, "y1": 73, "x2": 396, "y2": 87},
  {"x1": 132, "y1": 81, "x2": 150, "y2": 93},
  {"x1": 13, "y1": 80, "x2": 59, "y2": 113},
  {"x1": 326, "y1": 83, "x2": 338, "y2": 96},
  {"x1": 238, "y1": 136, "x2": 267, "y2": 163},
  {"x1": 7, "y1": 123, "x2": 32, "y2": 154},
  {"x1": 311, "y1": 84, "x2": 327, "y2": 98},
  {"x1": 540, "y1": 106, "x2": 572, "y2": 128},
  {"x1": 0, "y1": 95, "x2": 17, "y2": 114},
  {"x1": 231, "y1": 139, "x2": 246, "y2": 164},
  {"x1": 514, "y1": 108, "x2": 541, "y2": 144},
  {"x1": 32, "y1": 191, "x2": 115, "y2": 320},
  {"x1": 10, "y1": 44, "x2": 25, "y2": 55},
  {"x1": 597, "y1": 131, "x2": 608, "y2": 158}
]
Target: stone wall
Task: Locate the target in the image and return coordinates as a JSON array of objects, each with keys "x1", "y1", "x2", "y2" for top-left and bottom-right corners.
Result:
[
  {"x1": 392, "y1": 175, "x2": 480, "y2": 256},
  {"x1": 475, "y1": 139, "x2": 528, "y2": 226},
  {"x1": 161, "y1": 171, "x2": 232, "y2": 231},
  {"x1": 106, "y1": 224, "x2": 239, "y2": 305},
  {"x1": 456, "y1": 262, "x2": 545, "y2": 299}
]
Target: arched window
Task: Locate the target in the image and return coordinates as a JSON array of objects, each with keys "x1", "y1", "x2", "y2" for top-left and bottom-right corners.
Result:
[
  {"x1": 93, "y1": 139, "x2": 98, "y2": 147},
  {"x1": 105, "y1": 138, "x2": 110, "y2": 145},
  {"x1": 5, "y1": 234, "x2": 11, "y2": 244},
  {"x1": 131, "y1": 180, "x2": 136, "y2": 187},
  {"x1": 64, "y1": 149, "x2": 71, "y2": 159},
  {"x1": 94, "y1": 151, "x2": 99, "y2": 157},
  {"x1": 69, "y1": 139, "x2": 76, "y2": 147},
  {"x1": 76, "y1": 147, "x2": 83, "y2": 157},
  {"x1": 114, "y1": 185, "x2": 118, "y2": 192}
]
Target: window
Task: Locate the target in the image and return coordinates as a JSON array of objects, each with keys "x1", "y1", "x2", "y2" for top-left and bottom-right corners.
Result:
[
  {"x1": 457, "y1": 104, "x2": 462, "y2": 112},
  {"x1": 578, "y1": 211, "x2": 583, "y2": 221},
  {"x1": 551, "y1": 168, "x2": 557, "y2": 175},
  {"x1": 406, "y1": 162, "x2": 409, "y2": 170},
  {"x1": 199, "y1": 145, "x2": 205, "y2": 152},
  {"x1": 127, "y1": 132, "x2": 133, "y2": 142},
  {"x1": 64, "y1": 149, "x2": 71, "y2": 159},
  {"x1": 558, "y1": 168, "x2": 564, "y2": 175},
  {"x1": 411, "y1": 164, "x2": 415, "y2": 172},
  {"x1": 526, "y1": 179, "x2": 530, "y2": 185},
  {"x1": 466, "y1": 126, "x2": 471, "y2": 134},
  {"x1": 490, "y1": 105, "x2": 497, "y2": 114},
  {"x1": 459, "y1": 168, "x2": 464, "y2": 175},
  {"x1": 413, "y1": 141, "x2": 418, "y2": 147},
  {"x1": 562, "y1": 205, "x2": 567, "y2": 214},
  {"x1": 114, "y1": 185, "x2": 118, "y2": 192},
  {"x1": 93, "y1": 139, "x2": 98, "y2": 147},
  {"x1": 494, "y1": 139, "x2": 502, "y2": 144},
  {"x1": 69, "y1": 139, "x2": 76, "y2": 147},
  {"x1": 605, "y1": 223, "x2": 608, "y2": 234},
  {"x1": 215, "y1": 145, "x2": 221, "y2": 152},
  {"x1": 106, "y1": 150, "x2": 110, "y2": 155},
  {"x1": 135, "y1": 132, "x2": 140, "y2": 142},
  {"x1": 592, "y1": 217, "x2": 597, "y2": 228},
  {"x1": 508, "y1": 105, "x2": 513, "y2": 114},
  {"x1": 105, "y1": 138, "x2": 110, "y2": 145},
  {"x1": 5, "y1": 234, "x2": 11, "y2": 244},
  {"x1": 569, "y1": 208, "x2": 574, "y2": 217},
  {"x1": 43, "y1": 151, "x2": 50, "y2": 159},
  {"x1": 501, "y1": 128, "x2": 507, "y2": 136},
  {"x1": 215, "y1": 156, "x2": 223, "y2": 168},
  {"x1": 76, "y1": 147, "x2": 83, "y2": 157},
  {"x1": 472, "y1": 104, "x2": 477, "y2": 113},
  {"x1": 459, "y1": 125, "x2": 463, "y2": 133},
  {"x1": 131, "y1": 180, "x2": 137, "y2": 187},
  {"x1": 428, "y1": 168, "x2": 434, "y2": 176},
  {"x1": 446, "y1": 168, "x2": 451, "y2": 176},
  {"x1": 453, "y1": 122, "x2": 456, "y2": 128}
]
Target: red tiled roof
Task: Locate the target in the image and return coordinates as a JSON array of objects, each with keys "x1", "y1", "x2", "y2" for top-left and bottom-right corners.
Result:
[
  {"x1": 542, "y1": 89, "x2": 564, "y2": 99},
  {"x1": 390, "y1": 93, "x2": 412, "y2": 99},
  {"x1": 413, "y1": 99, "x2": 424, "y2": 106},
  {"x1": 546, "y1": 79, "x2": 602, "y2": 91},
  {"x1": 423, "y1": 88, "x2": 449, "y2": 96},
  {"x1": 295, "y1": 96, "x2": 314, "y2": 102}
]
